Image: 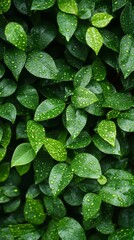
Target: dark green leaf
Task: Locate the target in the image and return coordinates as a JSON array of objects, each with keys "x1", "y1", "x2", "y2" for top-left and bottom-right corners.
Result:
[
  {"x1": 55, "y1": 59, "x2": 76, "y2": 82},
  {"x1": 117, "y1": 109, "x2": 134, "y2": 132},
  {"x1": 0, "y1": 162, "x2": 10, "y2": 182},
  {"x1": 42, "y1": 219, "x2": 59, "y2": 240},
  {"x1": 1, "y1": 123, "x2": 11, "y2": 148},
  {"x1": 0, "y1": 0, "x2": 11, "y2": 13},
  {"x1": 58, "y1": 0, "x2": 78, "y2": 15},
  {"x1": 16, "y1": 163, "x2": 31, "y2": 176},
  {"x1": 0, "y1": 63, "x2": 5, "y2": 78},
  {"x1": 0, "y1": 103, "x2": 16, "y2": 123},
  {"x1": 73, "y1": 65, "x2": 92, "y2": 88},
  {"x1": 44, "y1": 138, "x2": 67, "y2": 161},
  {"x1": 100, "y1": 29, "x2": 119, "y2": 52},
  {"x1": 63, "y1": 186, "x2": 84, "y2": 206},
  {"x1": 85, "y1": 94, "x2": 105, "y2": 116},
  {"x1": 86, "y1": 27, "x2": 103, "y2": 55},
  {"x1": 112, "y1": 0, "x2": 128, "y2": 11},
  {"x1": 109, "y1": 228, "x2": 134, "y2": 240},
  {"x1": 82, "y1": 193, "x2": 101, "y2": 220},
  {"x1": 78, "y1": 0, "x2": 95, "y2": 19},
  {"x1": 0, "y1": 78, "x2": 17, "y2": 97},
  {"x1": 66, "y1": 131, "x2": 92, "y2": 149},
  {"x1": 97, "y1": 120, "x2": 116, "y2": 146},
  {"x1": 44, "y1": 196, "x2": 66, "y2": 219},
  {"x1": 3, "y1": 198, "x2": 20, "y2": 213},
  {"x1": 92, "y1": 58, "x2": 106, "y2": 81},
  {"x1": 31, "y1": 0, "x2": 56, "y2": 10},
  {"x1": 120, "y1": 3, "x2": 134, "y2": 34}
]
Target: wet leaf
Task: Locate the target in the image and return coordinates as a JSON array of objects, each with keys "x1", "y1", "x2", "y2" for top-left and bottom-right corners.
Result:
[
  {"x1": 82, "y1": 193, "x2": 101, "y2": 220},
  {"x1": 57, "y1": 217, "x2": 86, "y2": 240},
  {"x1": 3, "y1": 198, "x2": 20, "y2": 213},
  {"x1": 55, "y1": 59, "x2": 76, "y2": 82},
  {"x1": 49, "y1": 163, "x2": 73, "y2": 196},
  {"x1": 1, "y1": 123, "x2": 11, "y2": 148},
  {"x1": 97, "y1": 120, "x2": 116, "y2": 146},
  {"x1": 0, "y1": 162, "x2": 10, "y2": 182},
  {"x1": 71, "y1": 153, "x2": 102, "y2": 179},
  {"x1": 92, "y1": 58, "x2": 106, "y2": 81},
  {"x1": 73, "y1": 65, "x2": 92, "y2": 88},
  {"x1": 0, "y1": 78, "x2": 17, "y2": 97},
  {"x1": 112, "y1": 0, "x2": 129, "y2": 12},
  {"x1": 86, "y1": 27, "x2": 103, "y2": 55},
  {"x1": 44, "y1": 196, "x2": 66, "y2": 219},
  {"x1": 66, "y1": 131, "x2": 92, "y2": 149},
  {"x1": 44, "y1": 138, "x2": 67, "y2": 161},
  {"x1": 109, "y1": 228, "x2": 134, "y2": 240},
  {"x1": 120, "y1": 3, "x2": 134, "y2": 34},
  {"x1": 63, "y1": 186, "x2": 84, "y2": 206},
  {"x1": 0, "y1": 103, "x2": 16, "y2": 123},
  {"x1": 31, "y1": 0, "x2": 56, "y2": 10},
  {"x1": 117, "y1": 109, "x2": 134, "y2": 132},
  {"x1": 78, "y1": 0, "x2": 95, "y2": 19},
  {"x1": 91, "y1": 12, "x2": 113, "y2": 28},
  {"x1": 100, "y1": 29, "x2": 119, "y2": 52},
  {"x1": 5, "y1": 22, "x2": 27, "y2": 51},
  {"x1": 42, "y1": 219, "x2": 59, "y2": 240},
  {"x1": 0, "y1": 0, "x2": 11, "y2": 13},
  {"x1": 58, "y1": 0, "x2": 78, "y2": 15}
]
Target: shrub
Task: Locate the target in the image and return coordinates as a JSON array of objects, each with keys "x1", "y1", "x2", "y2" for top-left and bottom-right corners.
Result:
[{"x1": 0, "y1": 0, "x2": 134, "y2": 239}]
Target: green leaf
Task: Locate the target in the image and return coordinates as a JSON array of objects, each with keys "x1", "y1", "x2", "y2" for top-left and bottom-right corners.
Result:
[
  {"x1": 120, "y1": 3, "x2": 134, "y2": 34},
  {"x1": 100, "y1": 29, "x2": 119, "y2": 52},
  {"x1": 106, "y1": 109, "x2": 120, "y2": 120},
  {"x1": 3, "y1": 198, "x2": 20, "y2": 213},
  {"x1": 71, "y1": 86, "x2": 98, "y2": 108},
  {"x1": 57, "y1": 217, "x2": 86, "y2": 240},
  {"x1": 82, "y1": 193, "x2": 101, "y2": 220},
  {"x1": 55, "y1": 59, "x2": 76, "y2": 82},
  {"x1": 91, "y1": 13, "x2": 113, "y2": 28},
  {"x1": 49, "y1": 163, "x2": 73, "y2": 196},
  {"x1": 92, "y1": 58, "x2": 106, "y2": 81},
  {"x1": 24, "y1": 197, "x2": 46, "y2": 225},
  {"x1": 112, "y1": 0, "x2": 128, "y2": 11},
  {"x1": 119, "y1": 34, "x2": 134, "y2": 78},
  {"x1": 27, "y1": 120, "x2": 45, "y2": 154},
  {"x1": 85, "y1": 94, "x2": 105, "y2": 116},
  {"x1": 0, "y1": 0, "x2": 11, "y2": 13},
  {"x1": 78, "y1": 0, "x2": 95, "y2": 19},
  {"x1": 103, "y1": 92, "x2": 134, "y2": 110},
  {"x1": 16, "y1": 85, "x2": 39, "y2": 110},
  {"x1": 42, "y1": 219, "x2": 59, "y2": 240},
  {"x1": 86, "y1": 27, "x2": 103, "y2": 55},
  {"x1": 93, "y1": 134, "x2": 121, "y2": 155},
  {"x1": 31, "y1": 0, "x2": 55, "y2": 10},
  {"x1": 0, "y1": 78, "x2": 17, "y2": 97},
  {"x1": 4, "y1": 48, "x2": 26, "y2": 80},
  {"x1": 0, "y1": 103, "x2": 16, "y2": 123},
  {"x1": 0, "y1": 147, "x2": 7, "y2": 162},
  {"x1": 25, "y1": 50, "x2": 58, "y2": 79},
  {"x1": 97, "y1": 120, "x2": 116, "y2": 146},
  {"x1": 73, "y1": 65, "x2": 92, "y2": 88},
  {"x1": 44, "y1": 196, "x2": 66, "y2": 219},
  {"x1": 1, "y1": 123, "x2": 11, "y2": 148},
  {"x1": 0, "y1": 126, "x2": 3, "y2": 142},
  {"x1": 5, "y1": 22, "x2": 27, "y2": 51},
  {"x1": 66, "y1": 104, "x2": 87, "y2": 138},
  {"x1": 71, "y1": 153, "x2": 102, "y2": 179},
  {"x1": 66, "y1": 131, "x2": 92, "y2": 149},
  {"x1": 11, "y1": 143, "x2": 36, "y2": 167},
  {"x1": 63, "y1": 186, "x2": 84, "y2": 206},
  {"x1": 58, "y1": 0, "x2": 78, "y2": 15},
  {"x1": 0, "y1": 162, "x2": 10, "y2": 182},
  {"x1": 99, "y1": 169, "x2": 134, "y2": 207},
  {"x1": 117, "y1": 109, "x2": 134, "y2": 132},
  {"x1": 96, "y1": 219, "x2": 115, "y2": 235},
  {"x1": 9, "y1": 224, "x2": 40, "y2": 238},
  {"x1": 16, "y1": 163, "x2": 31, "y2": 176},
  {"x1": 57, "y1": 11, "x2": 77, "y2": 41},
  {"x1": 109, "y1": 228, "x2": 134, "y2": 240},
  {"x1": 44, "y1": 138, "x2": 67, "y2": 161},
  {"x1": 34, "y1": 98, "x2": 65, "y2": 121},
  {"x1": 0, "y1": 63, "x2": 5, "y2": 78}
]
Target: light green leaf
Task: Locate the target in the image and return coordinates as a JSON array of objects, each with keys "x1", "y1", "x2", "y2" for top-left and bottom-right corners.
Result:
[
  {"x1": 86, "y1": 27, "x2": 103, "y2": 55},
  {"x1": 27, "y1": 120, "x2": 45, "y2": 154},
  {"x1": 57, "y1": 11, "x2": 77, "y2": 41},
  {"x1": 112, "y1": 0, "x2": 129, "y2": 12},
  {"x1": 93, "y1": 134, "x2": 121, "y2": 155},
  {"x1": 0, "y1": 78, "x2": 17, "y2": 97},
  {"x1": 58, "y1": 0, "x2": 78, "y2": 15},
  {"x1": 57, "y1": 217, "x2": 86, "y2": 240},
  {"x1": 66, "y1": 131, "x2": 92, "y2": 149},
  {"x1": 16, "y1": 85, "x2": 39, "y2": 110},
  {"x1": 11, "y1": 143, "x2": 36, "y2": 167},
  {"x1": 91, "y1": 13, "x2": 113, "y2": 28},
  {"x1": 92, "y1": 58, "x2": 106, "y2": 81},
  {"x1": 0, "y1": 0, "x2": 11, "y2": 13},
  {"x1": 117, "y1": 109, "x2": 134, "y2": 132},
  {"x1": 74, "y1": 65, "x2": 92, "y2": 88},
  {"x1": 66, "y1": 104, "x2": 87, "y2": 138},
  {"x1": 82, "y1": 193, "x2": 101, "y2": 220},
  {"x1": 49, "y1": 163, "x2": 73, "y2": 196},
  {"x1": 8, "y1": 223, "x2": 40, "y2": 238},
  {"x1": 71, "y1": 86, "x2": 98, "y2": 108},
  {"x1": 44, "y1": 138, "x2": 67, "y2": 161},
  {"x1": 25, "y1": 50, "x2": 58, "y2": 79},
  {"x1": 34, "y1": 98, "x2": 65, "y2": 121},
  {"x1": 119, "y1": 34, "x2": 134, "y2": 78},
  {"x1": 5, "y1": 22, "x2": 27, "y2": 51},
  {"x1": 106, "y1": 109, "x2": 120, "y2": 119},
  {"x1": 97, "y1": 120, "x2": 116, "y2": 146},
  {"x1": 71, "y1": 153, "x2": 102, "y2": 179},
  {"x1": 16, "y1": 163, "x2": 31, "y2": 176},
  {"x1": 24, "y1": 197, "x2": 46, "y2": 225},
  {"x1": 0, "y1": 103, "x2": 16, "y2": 123},
  {"x1": 0, "y1": 148, "x2": 7, "y2": 162},
  {"x1": 31, "y1": 0, "x2": 56, "y2": 10},
  {"x1": 109, "y1": 228, "x2": 134, "y2": 240}
]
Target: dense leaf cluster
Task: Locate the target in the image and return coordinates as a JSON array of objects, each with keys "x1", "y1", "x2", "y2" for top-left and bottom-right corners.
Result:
[{"x1": 0, "y1": 0, "x2": 134, "y2": 239}]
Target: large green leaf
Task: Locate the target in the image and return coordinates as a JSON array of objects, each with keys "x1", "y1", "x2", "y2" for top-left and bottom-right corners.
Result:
[
  {"x1": 58, "y1": 0, "x2": 78, "y2": 15},
  {"x1": 97, "y1": 120, "x2": 116, "y2": 146},
  {"x1": 66, "y1": 104, "x2": 87, "y2": 138},
  {"x1": 73, "y1": 65, "x2": 92, "y2": 88},
  {"x1": 25, "y1": 50, "x2": 58, "y2": 79},
  {"x1": 91, "y1": 13, "x2": 113, "y2": 28},
  {"x1": 117, "y1": 109, "x2": 134, "y2": 132},
  {"x1": 44, "y1": 138, "x2": 67, "y2": 161},
  {"x1": 5, "y1": 22, "x2": 27, "y2": 51},
  {"x1": 0, "y1": 0, "x2": 11, "y2": 13},
  {"x1": 57, "y1": 217, "x2": 86, "y2": 240},
  {"x1": 49, "y1": 163, "x2": 73, "y2": 196},
  {"x1": 86, "y1": 27, "x2": 103, "y2": 55},
  {"x1": 31, "y1": 0, "x2": 55, "y2": 10},
  {"x1": 82, "y1": 193, "x2": 101, "y2": 220},
  {"x1": 112, "y1": 0, "x2": 129, "y2": 11},
  {"x1": 0, "y1": 103, "x2": 16, "y2": 123},
  {"x1": 11, "y1": 143, "x2": 36, "y2": 167},
  {"x1": 8, "y1": 224, "x2": 41, "y2": 239},
  {"x1": 71, "y1": 153, "x2": 102, "y2": 179},
  {"x1": 42, "y1": 219, "x2": 59, "y2": 240},
  {"x1": 57, "y1": 11, "x2": 77, "y2": 41},
  {"x1": 120, "y1": 3, "x2": 134, "y2": 34},
  {"x1": 0, "y1": 78, "x2": 17, "y2": 97},
  {"x1": 109, "y1": 228, "x2": 134, "y2": 240},
  {"x1": 4, "y1": 48, "x2": 26, "y2": 80}
]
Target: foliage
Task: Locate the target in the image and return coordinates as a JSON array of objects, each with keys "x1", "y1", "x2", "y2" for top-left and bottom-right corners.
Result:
[{"x1": 0, "y1": 0, "x2": 134, "y2": 239}]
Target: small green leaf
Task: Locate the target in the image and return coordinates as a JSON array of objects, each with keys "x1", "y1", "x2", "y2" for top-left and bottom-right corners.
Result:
[
  {"x1": 100, "y1": 29, "x2": 119, "y2": 52},
  {"x1": 24, "y1": 197, "x2": 46, "y2": 225},
  {"x1": 71, "y1": 153, "x2": 102, "y2": 179},
  {"x1": 0, "y1": 0, "x2": 11, "y2": 13},
  {"x1": 11, "y1": 143, "x2": 36, "y2": 167},
  {"x1": 31, "y1": 0, "x2": 56, "y2": 10},
  {"x1": 5, "y1": 22, "x2": 27, "y2": 51},
  {"x1": 49, "y1": 163, "x2": 73, "y2": 196},
  {"x1": 74, "y1": 65, "x2": 92, "y2": 88},
  {"x1": 66, "y1": 131, "x2": 92, "y2": 149},
  {"x1": 4, "y1": 48, "x2": 26, "y2": 80},
  {"x1": 57, "y1": 217, "x2": 86, "y2": 240},
  {"x1": 34, "y1": 98, "x2": 65, "y2": 121},
  {"x1": 0, "y1": 103, "x2": 16, "y2": 123},
  {"x1": 55, "y1": 59, "x2": 76, "y2": 82},
  {"x1": 57, "y1": 11, "x2": 77, "y2": 41},
  {"x1": 0, "y1": 78, "x2": 17, "y2": 97},
  {"x1": 86, "y1": 27, "x2": 103, "y2": 55},
  {"x1": 106, "y1": 109, "x2": 120, "y2": 119},
  {"x1": 44, "y1": 196, "x2": 66, "y2": 219},
  {"x1": 66, "y1": 104, "x2": 87, "y2": 138},
  {"x1": 91, "y1": 12, "x2": 113, "y2": 28},
  {"x1": 117, "y1": 109, "x2": 134, "y2": 132},
  {"x1": 93, "y1": 134, "x2": 121, "y2": 155},
  {"x1": 16, "y1": 163, "x2": 31, "y2": 176},
  {"x1": 78, "y1": 0, "x2": 95, "y2": 19},
  {"x1": 85, "y1": 94, "x2": 105, "y2": 116},
  {"x1": 82, "y1": 193, "x2": 101, "y2": 220},
  {"x1": 0, "y1": 162, "x2": 10, "y2": 182},
  {"x1": 92, "y1": 58, "x2": 106, "y2": 81},
  {"x1": 27, "y1": 120, "x2": 45, "y2": 154},
  {"x1": 58, "y1": 0, "x2": 78, "y2": 15},
  {"x1": 44, "y1": 138, "x2": 67, "y2": 161},
  {"x1": 1, "y1": 123, "x2": 11, "y2": 148},
  {"x1": 25, "y1": 50, "x2": 58, "y2": 79},
  {"x1": 112, "y1": 0, "x2": 128, "y2": 12},
  {"x1": 109, "y1": 228, "x2": 134, "y2": 240},
  {"x1": 63, "y1": 186, "x2": 84, "y2": 206},
  {"x1": 16, "y1": 85, "x2": 39, "y2": 110},
  {"x1": 119, "y1": 34, "x2": 134, "y2": 78},
  {"x1": 3, "y1": 198, "x2": 20, "y2": 213},
  {"x1": 71, "y1": 86, "x2": 98, "y2": 108},
  {"x1": 97, "y1": 120, "x2": 116, "y2": 146}
]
